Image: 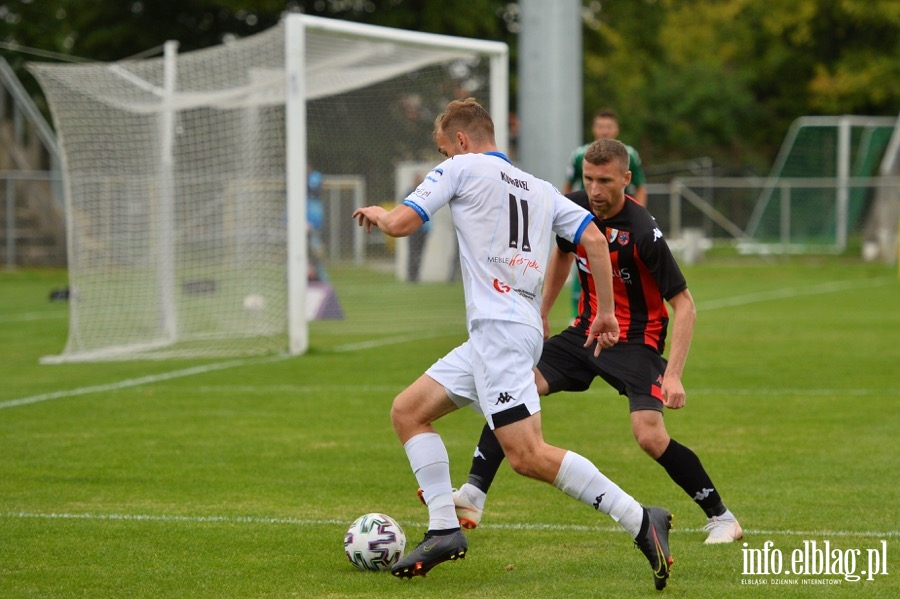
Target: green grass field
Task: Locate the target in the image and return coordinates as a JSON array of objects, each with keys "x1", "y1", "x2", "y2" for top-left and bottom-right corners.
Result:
[{"x1": 1, "y1": 258, "x2": 898, "y2": 598}]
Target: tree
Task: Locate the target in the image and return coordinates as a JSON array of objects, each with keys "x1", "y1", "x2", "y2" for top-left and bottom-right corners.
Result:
[
  {"x1": 579, "y1": 0, "x2": 900, "y2": 171},
  {"x1": 2, "y1": 0, "x2": 898, "y2": 173},
  {"x1": 0, "y1": 1, "x2": 517, "y2": 63}
]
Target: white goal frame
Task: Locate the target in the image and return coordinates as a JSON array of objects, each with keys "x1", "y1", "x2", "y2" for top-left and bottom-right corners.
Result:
[
  {"x1": 34, "y1": 14, "x2": 508, "y2": 362},
  {"x1": 285, "y1": 14, "x2": 507, "y2": 355}
]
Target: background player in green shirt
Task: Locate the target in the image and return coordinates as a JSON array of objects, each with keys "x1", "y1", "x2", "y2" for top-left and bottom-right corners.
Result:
[
  {"x1": 565, "y1": 109, "x2": 648, "y2": 316},
  {"x1": 565, "y1": 108, "x2": 647, "y2": 207}
]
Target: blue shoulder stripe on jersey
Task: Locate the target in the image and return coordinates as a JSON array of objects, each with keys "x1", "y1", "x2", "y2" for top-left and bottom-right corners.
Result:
[
  {"x1": 402, "y1": 199, "x2": 430, "y2": 223},
  {"x1": 484, "y1": 151, "x2": 511, "y2": 164},
  {"x1": 572, "y1": 213, "x2": 594, "y2": 245}
]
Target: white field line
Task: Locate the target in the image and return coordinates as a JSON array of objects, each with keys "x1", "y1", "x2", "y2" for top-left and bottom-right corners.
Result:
[
  {"x1": 331, "y1": 332, "x2": 451, "y2": 352},
  {"x1": 0, "y1": 332, "x2": 455, "y2": 410},
  {"x1": 194, "y1": 384, "x2": 403, "y2": 393},
  {"x1": 0, "y1": 355, "x2": 290, "y2": 410},
  {"x1": 0, "y1": 311, "x2": 67, "y2": 324},
  {"x1": 691, "y1": 388, "x2": 883, "y2": 396},
  {"x1": 694, "y1": 276, "x2": 894, "y2": 311},
  {"x1": 3, "y1": 511, "x2": 898, "y2": 538},
  {"x1": 1, "y1": 276, "x2": 891, "y2": 411}
]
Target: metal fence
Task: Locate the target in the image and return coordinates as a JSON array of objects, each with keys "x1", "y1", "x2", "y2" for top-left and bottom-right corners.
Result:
[
  {"x1": 1, "y1": 169, "x2": 63, "y2": 268},
  {"x1": 0, "y1": 57, "x2": 64, "y2": 269},
  {"x1": 646, "y1": 176, "x2": 900, "y2": 262}
]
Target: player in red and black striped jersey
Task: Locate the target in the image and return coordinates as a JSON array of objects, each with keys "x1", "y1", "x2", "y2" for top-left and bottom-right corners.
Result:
[
  {"x1": 454, "y1": 139, "x2": 743, "y2": 544},
  {"x1": 565, "y1": 187, "x2": 682, "y2": 355}
]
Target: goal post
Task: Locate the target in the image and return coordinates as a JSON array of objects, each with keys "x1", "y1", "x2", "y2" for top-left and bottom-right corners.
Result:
[
  {"x1": 284, "y1": 15, "x2": 307, "y2": 356},
  {"x1": 745, "y1": 115, "x2": 897, "y2": 253},
  {"x1": 30, "y1": 14, "x2": 508, "y2": 362}
]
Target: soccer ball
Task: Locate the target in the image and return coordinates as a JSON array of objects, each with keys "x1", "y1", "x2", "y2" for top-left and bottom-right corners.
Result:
[
  {"x1": 344, "y1": 513, "x2": 406, "y2": 572},
  {"x1": 242, "y1": 293, "x2": 266, "y2": 312}
]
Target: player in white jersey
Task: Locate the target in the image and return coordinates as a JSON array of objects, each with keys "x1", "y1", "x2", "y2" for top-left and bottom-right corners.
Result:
[
  {"x1": 353, "y1": 98, "x2": 674, "y2": 590},
  {"x1": 408, "y1": 151, "x2": 588, "y2": 331}
]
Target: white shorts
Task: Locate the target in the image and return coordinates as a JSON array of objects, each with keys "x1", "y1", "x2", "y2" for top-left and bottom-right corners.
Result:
[{"x1": 426, "y1": 319, "x2": 543, "y2": 429}]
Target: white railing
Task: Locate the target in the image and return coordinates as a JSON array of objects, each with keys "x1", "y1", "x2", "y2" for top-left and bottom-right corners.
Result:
[{"x1": 646, "y1": 176, "x2": 900, "y2": 261}]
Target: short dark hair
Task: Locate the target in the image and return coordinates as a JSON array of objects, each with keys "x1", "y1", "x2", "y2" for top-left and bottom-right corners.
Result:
[
  {"x1": 593, "y1": 108, "x2": 618, "y2": 122},
  {"x1": 584, "y1": 138, "x2": 629, "y2": 171}
]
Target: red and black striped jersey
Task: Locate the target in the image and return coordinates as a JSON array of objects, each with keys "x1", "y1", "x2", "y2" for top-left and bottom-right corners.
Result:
[{"x1": 558, "y1": 191, "x2": 687, "y2": 354}]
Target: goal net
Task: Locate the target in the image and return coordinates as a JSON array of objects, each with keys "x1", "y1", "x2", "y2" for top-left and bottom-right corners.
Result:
[
  {"x1": 745, "y1": 115, "x2": 897, "y2": 252},
  {"x1": 30, "y1": 14, "x2": 507, "y2": 362}
]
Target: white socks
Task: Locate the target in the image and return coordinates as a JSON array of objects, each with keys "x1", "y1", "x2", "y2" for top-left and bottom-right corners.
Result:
[
  {"x1": 403, "y1": 432, "x2": 458, "y2": 531},
  {"x1": 553, "y1": 451, "x2": 645, "y2": 537},
  {"x1": 406, "y1": 440, "x2": 646, "y2": 537}
]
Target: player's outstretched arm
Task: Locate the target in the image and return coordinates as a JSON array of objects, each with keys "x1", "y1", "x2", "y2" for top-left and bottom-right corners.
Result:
[{"x1": 352, "y1": 204, "x2": 423, "y2": 237}]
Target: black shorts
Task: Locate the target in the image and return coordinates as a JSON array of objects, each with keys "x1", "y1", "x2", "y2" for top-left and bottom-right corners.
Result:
[{"x1": 538, "y1": 326, "x2": 667, "y2": 412}]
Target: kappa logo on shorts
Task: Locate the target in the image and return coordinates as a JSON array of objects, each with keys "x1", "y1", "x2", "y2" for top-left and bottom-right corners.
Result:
[{"x1": 495, "y1": 392, "x2": 515, "y2": 405}]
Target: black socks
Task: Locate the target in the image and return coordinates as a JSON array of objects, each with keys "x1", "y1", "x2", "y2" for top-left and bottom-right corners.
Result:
[
  {"x1": 465, "y1": 423, "x2": 506, "y2": 493},
  {"x1": 655, "y1": 439, "x2": 726, "y2": 518}
]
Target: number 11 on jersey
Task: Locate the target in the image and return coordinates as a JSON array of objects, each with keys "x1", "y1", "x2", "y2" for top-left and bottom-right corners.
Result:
[{"x1": 508, "y1": 194, "x2": 531, "y2": 252}]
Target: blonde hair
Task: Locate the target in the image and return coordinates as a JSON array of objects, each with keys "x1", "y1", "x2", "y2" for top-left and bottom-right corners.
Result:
[{"x1": 433, "y1": 97, "x2": 495, "y2": 145}]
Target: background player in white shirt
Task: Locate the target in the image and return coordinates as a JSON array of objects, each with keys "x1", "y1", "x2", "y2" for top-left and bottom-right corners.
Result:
[{"x1": 353, "y1": 98, "x2": 674, "y2": 590}]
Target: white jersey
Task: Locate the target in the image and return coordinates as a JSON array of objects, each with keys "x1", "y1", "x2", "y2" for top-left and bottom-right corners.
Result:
[{"x1": 403, "y1": 151, "x2": 594, "y2": 332}]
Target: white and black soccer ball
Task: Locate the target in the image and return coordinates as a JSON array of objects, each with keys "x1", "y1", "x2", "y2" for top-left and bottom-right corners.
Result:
[
  {"x1": 242, "y1": 293, "x2": 266, "y2": 312},
  {"x1": 343, "y1": 513, "x2": 406, "y2": 572}
]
